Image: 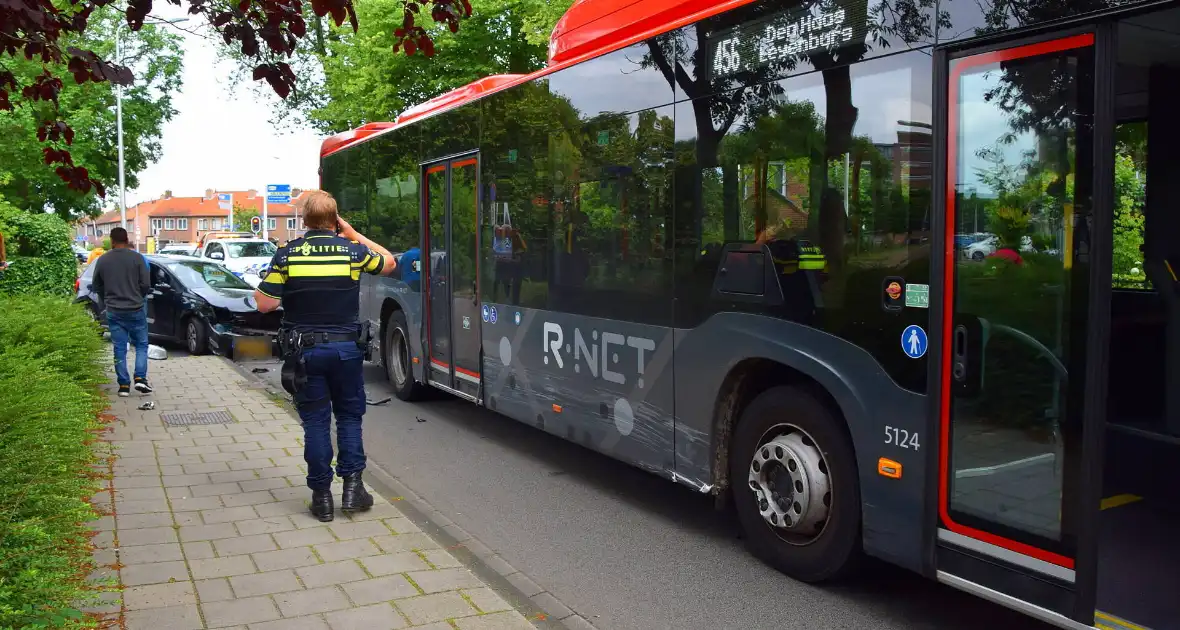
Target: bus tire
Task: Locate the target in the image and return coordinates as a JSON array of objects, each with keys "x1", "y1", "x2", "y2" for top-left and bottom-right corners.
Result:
[
  {"x1": 384, "y1": 309, "x2": 424, "y2": 401},
  {"x1": 730, "y1": 385, "x2": 861, "y2": 583}
]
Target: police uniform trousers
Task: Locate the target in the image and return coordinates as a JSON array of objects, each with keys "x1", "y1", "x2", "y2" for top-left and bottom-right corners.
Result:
[{"x1": 294, "y1": 340, "x2": 367, "y2": 490}]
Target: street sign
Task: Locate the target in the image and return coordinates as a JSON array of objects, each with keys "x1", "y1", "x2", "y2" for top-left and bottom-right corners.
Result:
[
  {"x1": 266, "y1": 184, "x2": 291, "y2": 205},
  {"x1": 217, "y1": 193, "x2": 232, "y2": 210}
]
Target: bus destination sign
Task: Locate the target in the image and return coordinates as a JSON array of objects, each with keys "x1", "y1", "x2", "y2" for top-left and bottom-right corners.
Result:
[{"x1": 707, "y1": 2, "x2": 867, "y2": 79}]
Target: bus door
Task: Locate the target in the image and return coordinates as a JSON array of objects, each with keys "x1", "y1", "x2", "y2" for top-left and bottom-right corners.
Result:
[
  {"x1": 422, "y1": 155, "x2": 483, "y2": 401},
  {"x1": 934, "y1": 30, "x2": 1109, "y2": 628}
]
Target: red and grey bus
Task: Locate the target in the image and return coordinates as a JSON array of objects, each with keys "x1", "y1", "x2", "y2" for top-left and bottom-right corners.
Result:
[{"x1": 319, "y1": 1, "x2": 1178, "y2": 628}]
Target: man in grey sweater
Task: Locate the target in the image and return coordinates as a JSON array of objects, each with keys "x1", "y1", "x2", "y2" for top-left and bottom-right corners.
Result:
[{"x1": 92, "y1": 227, "x2": 153, "y2": 397}]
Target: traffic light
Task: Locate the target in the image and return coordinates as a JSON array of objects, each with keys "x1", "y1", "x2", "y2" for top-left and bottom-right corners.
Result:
[{"x1": 250, "y1": 216, "x2": 262, "y2": 234}]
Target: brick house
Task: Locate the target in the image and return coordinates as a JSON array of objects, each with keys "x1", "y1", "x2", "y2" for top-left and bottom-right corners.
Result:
[{"x1": 90, "y1": 188, "x2": 309, "y2": 250}]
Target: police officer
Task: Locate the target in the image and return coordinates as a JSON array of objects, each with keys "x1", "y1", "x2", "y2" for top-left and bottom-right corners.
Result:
[{"x1": 253, "y1": 190, "x2": 397, "y2": 522}]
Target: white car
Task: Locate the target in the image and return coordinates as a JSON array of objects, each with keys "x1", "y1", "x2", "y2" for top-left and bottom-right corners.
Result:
[{"x1": 198, "y1": 238, "x2": 276, "y2": 288}]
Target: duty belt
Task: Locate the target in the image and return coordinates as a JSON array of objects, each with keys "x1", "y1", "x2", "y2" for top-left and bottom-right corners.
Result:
[{"x1": 295, "y1": 331, "x2": 360, "y2": 346}]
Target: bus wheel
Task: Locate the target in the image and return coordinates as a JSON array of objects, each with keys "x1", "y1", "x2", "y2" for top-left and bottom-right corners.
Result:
[
  {"x1": 384, "y1": 309, "x2": 423, "y2": 401},
  {"x1": 730, "y1": 385, "x2": 860, "y2": 583}
]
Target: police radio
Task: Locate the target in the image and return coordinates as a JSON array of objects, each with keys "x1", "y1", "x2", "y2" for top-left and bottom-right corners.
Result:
[{"x1": 250, "y1": 216, "x2": 262, "y2": 235}]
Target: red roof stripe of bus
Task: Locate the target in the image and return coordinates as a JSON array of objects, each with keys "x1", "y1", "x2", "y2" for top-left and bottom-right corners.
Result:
[
  {"x1": 396, "y1": 74, "x2": 527, "y2": 125},
  {"x1": 548, "y1": 0, "x2": 751, "y2": 66},
  {"x1": 319, "y1": 0, "x2": 758, "y2": 158},
  {"x1": 319, "y1": 122, "x2": 396, "y2": 158}
]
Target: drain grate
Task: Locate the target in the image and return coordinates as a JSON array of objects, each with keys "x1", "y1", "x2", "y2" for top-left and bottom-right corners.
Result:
[{"x1": 160, "y1": 410, "x2": 236, "y2": 426}]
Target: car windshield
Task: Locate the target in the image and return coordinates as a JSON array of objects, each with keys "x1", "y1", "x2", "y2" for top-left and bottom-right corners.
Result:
[
  {"x1": 165, "y1": 261, "x2": 253, "y2": 290},
  {"x1": 225, "y1": 241, "x2": 275, "y2": 258}
]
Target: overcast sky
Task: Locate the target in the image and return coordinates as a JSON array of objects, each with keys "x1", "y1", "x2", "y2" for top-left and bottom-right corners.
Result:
[{"x1": 125, "y1": 6, "x2": 323, "y2": 206}]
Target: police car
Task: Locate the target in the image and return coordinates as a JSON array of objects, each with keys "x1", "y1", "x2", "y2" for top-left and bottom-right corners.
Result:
[{"x1": 197, "y1": 237, "x2": 275, "y2": 288}]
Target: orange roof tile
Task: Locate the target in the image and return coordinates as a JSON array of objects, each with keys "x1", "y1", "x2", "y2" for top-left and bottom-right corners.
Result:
[{"x1": 95, "y1": 190, "x2": 307, "y2": 223}]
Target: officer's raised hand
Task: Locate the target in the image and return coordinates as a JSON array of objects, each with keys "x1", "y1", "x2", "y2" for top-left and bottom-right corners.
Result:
[{"x1": 337, "y1": 216, "x2": 398, "y2": 277}]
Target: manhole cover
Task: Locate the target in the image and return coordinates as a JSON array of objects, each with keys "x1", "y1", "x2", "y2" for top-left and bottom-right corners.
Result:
[{"x1": 160, "y1": 411, "x2": 236, "y2": 426}]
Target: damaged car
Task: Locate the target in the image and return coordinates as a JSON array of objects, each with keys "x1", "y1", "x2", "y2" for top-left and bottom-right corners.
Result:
[{"x1": 75, "y1": 255, "x2": 280, "y2": 359}]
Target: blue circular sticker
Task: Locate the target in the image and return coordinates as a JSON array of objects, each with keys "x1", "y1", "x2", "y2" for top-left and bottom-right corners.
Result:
[
  {"x1": 489, "y1": 306, "x2": 498, "y2": 324},
  {"x1": 481, "y1": 305, "x2": 490, "y2": 323},
  {"x1": 901, "y1": 325, "x2": 928, "y2": 359}
]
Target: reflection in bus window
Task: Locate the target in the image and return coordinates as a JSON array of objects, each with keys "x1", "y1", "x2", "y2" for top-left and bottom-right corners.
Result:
[
  {"x1": 673, "y1": 49, "x2": 934, "y2": 393},
  {"x1": 947, "y1": 43, "x2": 1094, "y2": 549}
]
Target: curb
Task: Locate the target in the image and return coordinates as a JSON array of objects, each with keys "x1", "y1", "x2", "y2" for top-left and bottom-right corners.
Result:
[{"x1": 228, "y1": 359, "x2": 598, "y2": 630}]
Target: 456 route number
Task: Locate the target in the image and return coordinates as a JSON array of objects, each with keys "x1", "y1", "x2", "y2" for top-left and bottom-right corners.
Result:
[{"x1": 884, "y1": 426, "x2": 920, "y2": 450}]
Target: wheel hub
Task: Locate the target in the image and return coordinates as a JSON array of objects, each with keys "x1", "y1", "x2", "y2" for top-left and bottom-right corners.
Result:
[{"x1": 748, "y1": 430, "x2": 831, "y2": 539}]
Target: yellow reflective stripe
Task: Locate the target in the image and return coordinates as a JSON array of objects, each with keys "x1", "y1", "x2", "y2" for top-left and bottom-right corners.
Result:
[
  {"x1": 288, "y1": 263, "x2": 352, "y2": 277},
  {"x1": 351, "y1": 270, "x2": 362, "y2": 281},
  {"x1": 294, "y1": 255, "x2": 351, "y2": 262},
  {"x1": 362, "y1": 252, "x2": 382, "y2": 273},
  {"x1": 262, "y1": 271, "x2": 285, "y2": 285},
  {"x1": 256, "y1": 287, "x2": 281, "y2": 299}
]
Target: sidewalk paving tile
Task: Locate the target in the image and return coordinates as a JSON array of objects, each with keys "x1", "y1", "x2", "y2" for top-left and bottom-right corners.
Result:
[
  {"x1": 453, "y1": 611, "x2": 538, "y2": 630},
  {"x1": 201, "y1": 595, "x2": 282, "y2": 626},
  {"x1": 124, "y1": 603, "x2": 203, "y2": 630},
  {"x1": 296, "y1": 560, "x2": 368, "y2": 588},
  {"x1": 92, "y1": 356, "x2": 547, "y2": 630},
  {"x1": 253, "y1": 546, "x2": 321, "y2": 571},
  {"x1": 394, "y1": 592, "x2": 479, "y2": 625},
  {"x1": 324, "y1": 603, "x2": 407, "y2": 630},
  {"x1": 274, "y1": 586, "x2": 351, "y2": 617},
  {"x1": 340, "y1": 575, "x2": 418, "y2": 605},
  {"x1": 228, "y1": 569, "x2": 302, "y2": 597}
]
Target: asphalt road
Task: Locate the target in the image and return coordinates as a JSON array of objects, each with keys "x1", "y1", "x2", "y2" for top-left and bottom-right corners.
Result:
[{"x1": 246, "y1": 359, "x2": 1055, "y2": 630}]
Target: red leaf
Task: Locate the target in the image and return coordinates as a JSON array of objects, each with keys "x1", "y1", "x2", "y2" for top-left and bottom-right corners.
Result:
[
  {"x1": 421, "y1": 37, "x2": 434, "y2": 57},
  {"x1": 213, "y1": 11, "x2": 234, "y2": 27},
  {"x1": 404, "y1": 38, "x2": 416, "y2": 56},
  {"x1": 403, "y1": 10, "x2": 414, "y2": 29},
  {"x1": 448, "y1": 19, "x2": 457, "y2": 33},
  {"x1": 239, "y1": 0, "x2": 250, "y2": 11}
]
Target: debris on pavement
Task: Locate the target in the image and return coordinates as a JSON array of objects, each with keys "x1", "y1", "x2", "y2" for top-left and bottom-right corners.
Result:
[
  {"x1": 137, "y1": 401, "x2": 155, "y2": 410},
  {"x1": 147, "y1": 344, "x2": 168, "y2": 360}
]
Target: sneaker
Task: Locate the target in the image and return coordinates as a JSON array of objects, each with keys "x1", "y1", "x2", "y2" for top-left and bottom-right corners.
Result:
[
  {"x1": 134, "y1": 378, "x2": 153, "y2": 394},
  {"x1": 117, "y1": 385, "x2": 130, "y2": 397}
]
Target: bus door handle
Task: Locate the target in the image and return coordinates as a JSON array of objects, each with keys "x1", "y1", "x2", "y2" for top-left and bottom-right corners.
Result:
[{"x1": 952, "y1": 324, "x2": 969, "y2": 382}]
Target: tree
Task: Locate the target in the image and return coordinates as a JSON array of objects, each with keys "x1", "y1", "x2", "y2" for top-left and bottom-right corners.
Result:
[
  {"x1": 0, "y1": 9, "x2": 182, "y2": 219},
  {"x1": 230, "y1": 203, "x2": 260, "y2": 233},
  {"x1": 230, "y1": 0, "x2": 571, "y2": 133},
  {"x1": 2, "y1": 0, "x2": 475, "y2": 195}
]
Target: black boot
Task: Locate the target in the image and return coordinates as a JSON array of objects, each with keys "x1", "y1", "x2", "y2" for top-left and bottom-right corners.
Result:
[
  {"x1": 310, "y1": 488, "x2": 334, "y2": 522},
  {"x1": 341, "y1": 473, "x2": 373, "y2": 512}
]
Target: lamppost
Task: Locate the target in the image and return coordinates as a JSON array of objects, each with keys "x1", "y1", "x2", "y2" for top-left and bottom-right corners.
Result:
[{"x1": 115, "y1": 17, "x2": 188, "y2": 235}]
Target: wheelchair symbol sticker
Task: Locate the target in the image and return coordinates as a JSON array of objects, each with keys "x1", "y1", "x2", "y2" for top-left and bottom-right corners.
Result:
[
  {"x1": 481, "y1": 305, "x2": 490, "y2": 323},
  {"x1": 901, "y1": 325, "x2": 927, "y2": 359}
]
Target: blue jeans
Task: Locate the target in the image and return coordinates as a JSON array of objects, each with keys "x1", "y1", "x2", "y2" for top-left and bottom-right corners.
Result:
[
  {"x1": 108, "y1": 307, "x2": 149, "y2": 386},
  {"x1": 295, "y1": 341, "x2": 367, "y2": 490}
]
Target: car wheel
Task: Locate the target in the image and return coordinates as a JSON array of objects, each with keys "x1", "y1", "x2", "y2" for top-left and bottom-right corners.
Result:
[
  {"x1": 971, "y1": 251, "x2": 985, "y2": 261},
  {"x1": 730, "y1": 385, "x2": 861, "y2": 583},
  {"x1": 384, "y1": 309, "x2": 423, "y2": 401},
  {"x1": 186, "y1": 317, "x2": 209, "y2": 355}
]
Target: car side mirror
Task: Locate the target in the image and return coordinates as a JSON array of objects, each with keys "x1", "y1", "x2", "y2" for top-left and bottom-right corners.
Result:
[
  {"x1": 209, "y1": 252, "x2": 224, "y2": 260},
  {"x1": 155, "y1": 282, "x2": 171, "y2": 291}
]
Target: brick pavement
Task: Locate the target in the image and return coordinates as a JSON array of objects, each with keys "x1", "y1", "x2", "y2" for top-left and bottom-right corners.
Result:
[{"x1": 87, "y1": 353, "x2": 539, "y2": 630}]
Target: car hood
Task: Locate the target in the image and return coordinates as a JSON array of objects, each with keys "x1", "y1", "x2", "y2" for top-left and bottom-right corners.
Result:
[
  {"x1": 193, "y1": 286, "x2": 258, "y2": 312},
  {"x1": 223, "y1": 257, "x2": 271, "y2": 270}
]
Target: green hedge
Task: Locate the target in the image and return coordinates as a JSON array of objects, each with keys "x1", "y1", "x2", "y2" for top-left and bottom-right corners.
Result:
[
  {"x1": 0, "y1": 294, "x2": 108, "y2": 629},
  {"x1": 0, "y1": 208, "x2": 77, "y2": 297}
]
